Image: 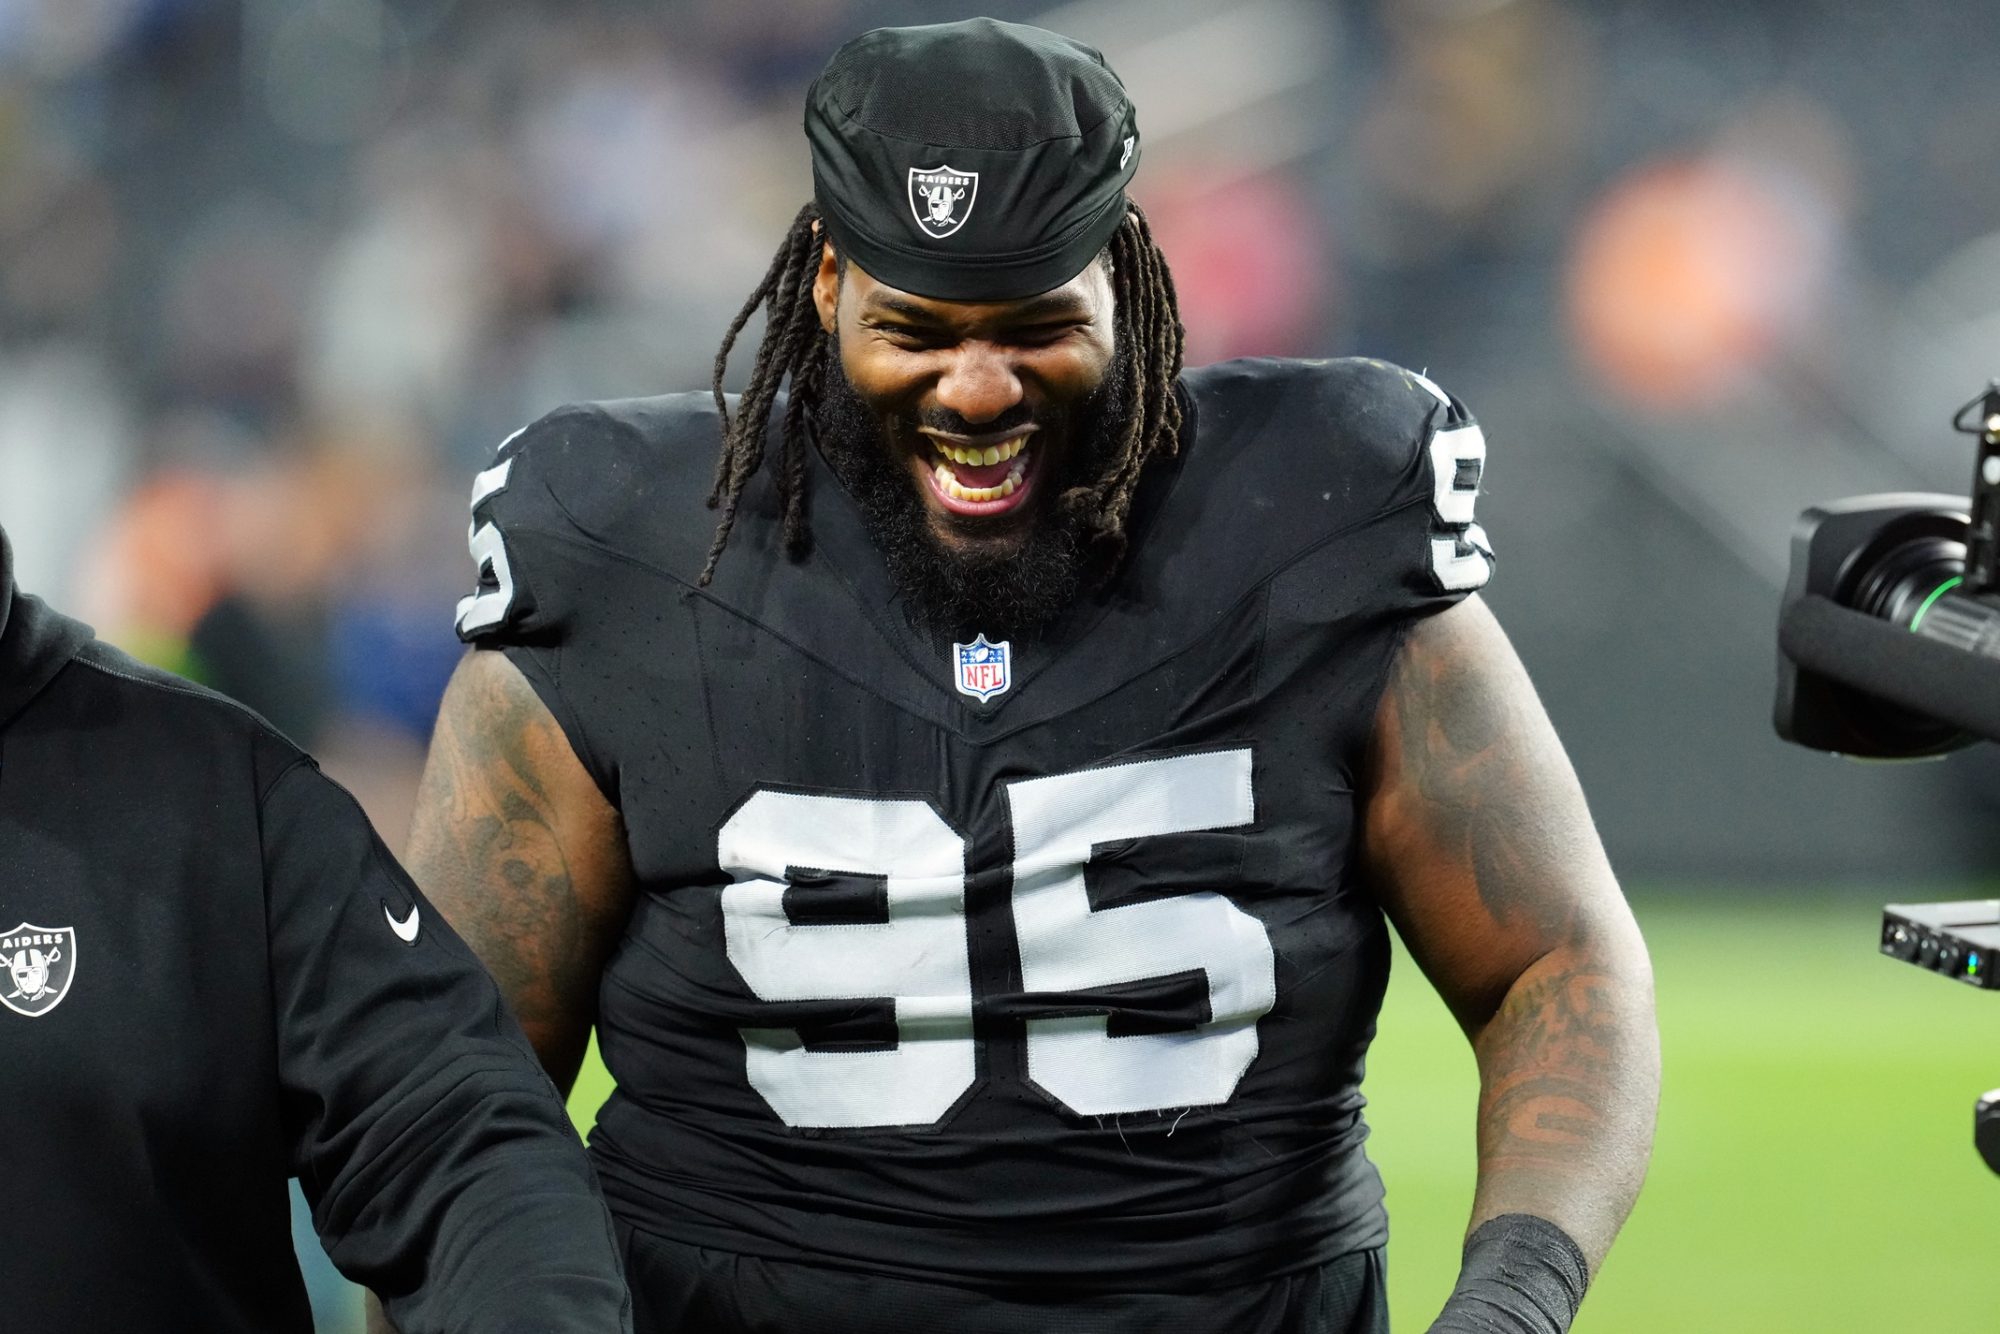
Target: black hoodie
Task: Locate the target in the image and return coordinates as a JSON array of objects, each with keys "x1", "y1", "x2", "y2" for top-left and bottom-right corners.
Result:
[{"x1": 0, "y1": 528, "x2": 631, "y2": 1331}]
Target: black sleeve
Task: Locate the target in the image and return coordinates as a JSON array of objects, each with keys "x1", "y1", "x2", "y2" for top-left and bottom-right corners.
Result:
[
  {"x1": 1317, "y1": 357, "x2": 1495, "y2": 609},
  {"x1": 452, "y1": 402, "x2": 662, "y2": 651},
  {"x1": 261, "y1": 759, "x2": 631, "y2": 1333}
]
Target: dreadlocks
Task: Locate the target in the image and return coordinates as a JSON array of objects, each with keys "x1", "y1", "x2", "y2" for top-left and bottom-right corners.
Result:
[
  {"x1": 701, "y1": 201, "x2": 1186, "y2": 587},
  {"x1": 703, "y1": 201, "x2": 825, "y2": 584}
]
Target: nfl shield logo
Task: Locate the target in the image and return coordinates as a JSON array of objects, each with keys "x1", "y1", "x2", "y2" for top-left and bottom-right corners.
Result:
[
  {"x1": 908, "y1": 164, "x2": 980, "y2": 240},
  {"x1": 0, "y1": 923, "x2": 77, "y2": 1019},
  {"x1": 954, "y1": 634, "x2": 1012, "y2": 702}
]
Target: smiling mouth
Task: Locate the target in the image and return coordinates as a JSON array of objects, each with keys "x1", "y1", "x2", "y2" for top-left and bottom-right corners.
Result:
[{"x1": 920, "y1": 428, "x2": 1039, "y2": 516}]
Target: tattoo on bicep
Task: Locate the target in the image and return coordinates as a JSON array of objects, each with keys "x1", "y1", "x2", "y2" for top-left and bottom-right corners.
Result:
[
  {"x1": 1380, "y1": 621, "x2": 1577, "y2": 942},
  {"x1": 413, "y1": 664, "x2": 591, "y2": 1037}
]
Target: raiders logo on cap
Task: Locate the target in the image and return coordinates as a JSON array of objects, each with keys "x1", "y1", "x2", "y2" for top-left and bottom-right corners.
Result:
[
  {"x1": 0, "y1": 923, "x2": 77, "y2": 1018},
  {"x1": 908, "y1": 165, "x2": 980, "y2": 240},
  {"x1": 805, "y1": 17, "x2": 1142, "y2": 301}
]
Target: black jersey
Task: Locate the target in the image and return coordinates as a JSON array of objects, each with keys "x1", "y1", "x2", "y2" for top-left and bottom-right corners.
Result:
[
  {"x1": 0, "y1": 534, "x2": 631, "y2": 1332},
  {"x1": 455, "y1": 356, "x2": 1493, "y2": 1293}
]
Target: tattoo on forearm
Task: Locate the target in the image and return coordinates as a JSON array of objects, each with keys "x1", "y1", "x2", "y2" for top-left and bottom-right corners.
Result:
[
  {"x1": 1468, "y1": 948, "x2": 1656, "y2": 1271},
  {"x1": 1478, "y1": 966, "x2": 1617, "y2": 1164}
]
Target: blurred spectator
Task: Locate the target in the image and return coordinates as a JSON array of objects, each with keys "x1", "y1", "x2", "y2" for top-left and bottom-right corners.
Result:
[
  {"x1": 1348, "y1": 0, "x2": 1593, "y2": 271},
  {"x1": 1142, "y1": 167, "x2": 1332, "y2": 362},
  {"x1": 1565, "y1": 100, "x2": 1849, "y2": 412}
]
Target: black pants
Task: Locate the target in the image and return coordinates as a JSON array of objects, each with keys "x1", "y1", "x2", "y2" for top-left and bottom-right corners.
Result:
[{"x1": 620, "y1": 1224, "x2": 1390, "y2": 1334}]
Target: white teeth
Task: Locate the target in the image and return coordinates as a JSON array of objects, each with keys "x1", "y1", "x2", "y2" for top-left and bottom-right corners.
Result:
[
  {"x1": 935, "y1": 436, "x2": 1028, "y2": 467},
  {"x1": 932, "y1": 440, "x2": 1032, "y2": 503}
]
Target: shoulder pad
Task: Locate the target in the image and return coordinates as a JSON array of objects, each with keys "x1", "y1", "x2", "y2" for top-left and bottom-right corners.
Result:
[
  {"x1": 1182, "y1": 357, "x2": 1493, "y2": 595},
  {"x1": 452, "y1": 394, "x2": 724, "y2": 644},
  {"x1": 1322, "y1": 359, "x2": 1491, "y2": 591}
]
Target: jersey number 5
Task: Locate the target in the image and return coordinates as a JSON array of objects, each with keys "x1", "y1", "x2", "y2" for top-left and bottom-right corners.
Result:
[
  {"x1": 718, "y1": 749, "x2": 1276, "y2": 1129},
  {"x1": 454, "y1": 456, "x2": 517, "y2": 635}
]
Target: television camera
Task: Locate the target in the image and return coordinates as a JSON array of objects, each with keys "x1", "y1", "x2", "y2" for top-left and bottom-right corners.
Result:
[{"x1": 1774, "y1": 379, "x2": 2000, "y2": 1173}]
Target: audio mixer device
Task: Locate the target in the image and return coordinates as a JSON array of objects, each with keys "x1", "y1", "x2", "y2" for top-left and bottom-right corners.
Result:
[{"x1": 1880, "y1": 900, "x2": 2000, "y2": 989}]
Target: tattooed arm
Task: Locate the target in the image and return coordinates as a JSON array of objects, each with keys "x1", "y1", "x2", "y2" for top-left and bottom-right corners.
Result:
[
  {"x1": 1361, "y1": 595, "x2": 1659, "y2": 1291},
  {"x1": 404, "y1": 648, "x2": 637, "y2": 1094},
  {"x1": 369, "y1": 650, "x2": 636, "y2": 1334}
]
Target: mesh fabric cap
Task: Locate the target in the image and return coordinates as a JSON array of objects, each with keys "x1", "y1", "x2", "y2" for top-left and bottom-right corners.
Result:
[{"x1": 805, "y1": 18, "x2": 1141, "y2": 302}]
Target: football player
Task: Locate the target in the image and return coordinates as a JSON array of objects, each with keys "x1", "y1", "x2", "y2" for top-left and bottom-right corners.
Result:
[{"x1": 410, "y1": 18, "x2": 1659, "y2": 1334}]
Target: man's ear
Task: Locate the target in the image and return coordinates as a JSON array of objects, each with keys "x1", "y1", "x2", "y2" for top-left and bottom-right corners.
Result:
[{"x1": 812, "y1": 241, "x2": 840, "y2": 334}]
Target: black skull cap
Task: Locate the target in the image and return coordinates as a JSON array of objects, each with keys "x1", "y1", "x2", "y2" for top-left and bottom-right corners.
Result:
[{"x1": 806, "y1": 17, "x2": 1140, "y2": 302}]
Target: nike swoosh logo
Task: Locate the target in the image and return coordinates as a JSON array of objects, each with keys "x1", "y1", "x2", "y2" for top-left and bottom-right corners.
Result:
[{"x1": 385, "y1": 902, "x2": 420, "y2": 943}]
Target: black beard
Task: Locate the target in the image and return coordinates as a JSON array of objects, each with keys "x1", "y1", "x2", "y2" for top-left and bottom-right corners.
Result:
[{"x1": 812, "y1": 337, "x2": 1132, "y2": 643}]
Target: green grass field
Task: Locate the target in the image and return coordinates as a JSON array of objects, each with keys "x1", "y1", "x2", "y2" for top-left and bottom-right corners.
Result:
[
  {"x1": 562, "y1": 891, "x2": 1997, "y2": 1331},
  {"x1": 1366, "y1": 892, "x2": 2000, "y2": 1331}
]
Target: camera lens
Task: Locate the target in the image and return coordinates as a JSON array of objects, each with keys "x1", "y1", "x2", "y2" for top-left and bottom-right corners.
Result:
[{"x1": 1848, "y1": 533, "x2": 1965, "y2": 628}]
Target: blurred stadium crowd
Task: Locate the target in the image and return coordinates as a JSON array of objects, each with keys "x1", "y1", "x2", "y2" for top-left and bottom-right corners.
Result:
[{"x1": 8, "y1": 0, "x2": 2000, "y2": 889}]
